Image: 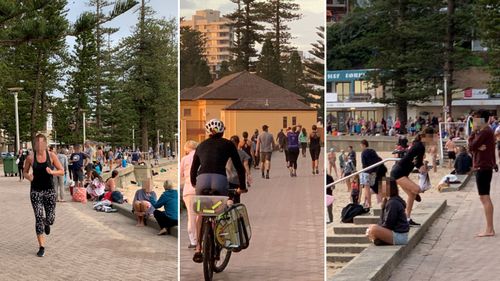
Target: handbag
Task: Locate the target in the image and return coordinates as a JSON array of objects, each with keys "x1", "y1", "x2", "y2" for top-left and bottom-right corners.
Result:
[{"x1": 72, "y1": 187, "x2": 87, "y2": 204}]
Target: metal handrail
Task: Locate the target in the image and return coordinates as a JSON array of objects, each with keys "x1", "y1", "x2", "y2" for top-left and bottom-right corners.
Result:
[{"x1": 326, "y1": 158, "x2": 401, "y2": 188}]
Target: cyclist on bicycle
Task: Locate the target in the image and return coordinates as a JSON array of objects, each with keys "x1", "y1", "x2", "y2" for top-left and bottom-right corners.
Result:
[{"x1": 190, "y1": 119, "x2": 247, "y2": 263}]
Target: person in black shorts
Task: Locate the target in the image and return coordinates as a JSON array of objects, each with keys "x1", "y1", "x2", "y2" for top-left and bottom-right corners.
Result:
[
  {"x1": 190, "y1": 119, "x2": 247, "y2": 263},
  {"x1": 468, "y1": 110, "x2": 497, "y2": 237},
  {"x1": 309, "y1": 125, "x2": 321, "y2": 175},
  {"x1": 390, "y1": 127, "x2": 435, "y2": 226},
  {"x1": 23, "y1": 134, "x2": 65, "y2": 257}
]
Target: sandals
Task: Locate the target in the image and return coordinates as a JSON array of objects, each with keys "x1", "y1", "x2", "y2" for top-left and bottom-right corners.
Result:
[{"x1": 193, "y1": 252, "x2": 203, "y2": 263}]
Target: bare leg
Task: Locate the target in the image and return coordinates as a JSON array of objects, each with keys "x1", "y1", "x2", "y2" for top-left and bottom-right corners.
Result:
[
  {"x1": 36, "y1": 235, "x2": 45, "y2": 247},
  {"x1": 366, "y1": 224, "x2": 394, "y2": 245},
  {"x1": 478, "y1": 195, "x2": 495, "y2": 237},
  {"x1": 363, "y1": 184, "x2": 371, "y2": 208}
]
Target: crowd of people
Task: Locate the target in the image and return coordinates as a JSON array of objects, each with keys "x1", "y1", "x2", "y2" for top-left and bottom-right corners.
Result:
[
  {"x1": 327, "y1": 110, "x2": 500, "y2": 246},
  {"x1": 18, "y1": 137, "x2": 177, "y2": 257},
  {"x1": 325, "y1": 113, "x2": 489, "y2": 137}
]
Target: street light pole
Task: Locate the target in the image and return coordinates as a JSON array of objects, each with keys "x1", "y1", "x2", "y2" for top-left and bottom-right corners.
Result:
[
  {"x1": 83, "y1": 111, "x2": 86, "y2": 145},
  {"x1": 444, "y1": 75, "x2": 448, "y2": 124},
  {"x1": 7, "y1": 87, "x2": 22, "y2": 153},
  {"x1": 132, "y1": 126, "x2": 135, "y2": 151},
  {"x1": 156, "y1": 129, "x2": 160, "y2": 155}
]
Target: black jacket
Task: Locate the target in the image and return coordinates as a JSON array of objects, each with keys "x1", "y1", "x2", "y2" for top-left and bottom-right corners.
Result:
[
  {"x1": 454, "y1": 152, "x2": 472, "y2": 175},
  {"x1": 379, "y1": 196, "x2": 409, "y2": 233},
  {"x1": 361, "y1": 148, "x2": 382, "y2": 173}
]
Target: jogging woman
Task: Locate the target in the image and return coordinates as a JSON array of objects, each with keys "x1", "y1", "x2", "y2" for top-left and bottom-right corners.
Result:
[
  {"x1": 390, "y1": 127, "x2": 435, "y2": 226},
  {"x1": 287, "y1": 126, "x2": 300, "y2": 177},
  {"x1": 23, "y1": 134, "x2": 64, "y2": 257},
  {"x1": 309, "y1": 125, "x2": 321, "y2": 175},
  {"x1": 190, "y1": 119, "x2": 247, "y2": 263}
]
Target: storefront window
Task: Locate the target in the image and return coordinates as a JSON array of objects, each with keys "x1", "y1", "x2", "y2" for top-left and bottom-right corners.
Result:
[
  {"x1": 335, "y1": 82, "x2": 350, "y2": 101},
  {"x1": 354, "y1": 80, "x2": 369, "y2": 94}
]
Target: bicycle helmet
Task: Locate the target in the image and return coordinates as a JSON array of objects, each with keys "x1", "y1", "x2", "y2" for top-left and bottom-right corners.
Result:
[{"x1": 205, "y1": 119, "x2": 225, "y2": 135}]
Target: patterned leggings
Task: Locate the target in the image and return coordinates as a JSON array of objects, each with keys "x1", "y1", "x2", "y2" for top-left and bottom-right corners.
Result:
[{"x1": 30, "y1": 189, "x2": 56, "y2": 235}]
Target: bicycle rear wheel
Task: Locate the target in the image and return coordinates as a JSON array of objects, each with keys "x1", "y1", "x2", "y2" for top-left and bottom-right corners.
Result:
[
  {"x1": 213, "y1": 244, "x2": 232, "y2": 273},
  {"x1": 202, "y1": 220, "x2": 214, "y2": 281}
]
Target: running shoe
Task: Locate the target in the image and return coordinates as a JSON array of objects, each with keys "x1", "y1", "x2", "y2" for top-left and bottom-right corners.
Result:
[
  {"x1": 415, "y1": 194, "x2": 422, "y2": 202},
  {"x1": 408, "y1": 219, "x2": 421, "y2": 226},
  {"x1": 36, "y1": 247, "x2": 45, "y2": 257}
]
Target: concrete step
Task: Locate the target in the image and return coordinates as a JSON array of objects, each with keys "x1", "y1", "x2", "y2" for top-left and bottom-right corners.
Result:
[
  {"x1": 329, "y1": 234, "x2": 371, "y2": 244},
  {"x1": 353, "y1": 215, "x2": 379, "y2": 225},
  {"x1": 327, "y1": 253, "x2": 358, "y2": 263},
  {"x1": 333, "y1": 225, "x2": 368, "y2": 235},
  {"x1": 372, "y1": 209, "x2": 382, "y2": 216},
  {"x1": 327, "y1": 243, "x2": 370, "y2": 254}
]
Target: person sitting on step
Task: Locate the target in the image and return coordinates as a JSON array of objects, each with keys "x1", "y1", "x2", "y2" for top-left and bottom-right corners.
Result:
[{"x1": 366, "y1": 178, "x2": 409, "y2": 246}]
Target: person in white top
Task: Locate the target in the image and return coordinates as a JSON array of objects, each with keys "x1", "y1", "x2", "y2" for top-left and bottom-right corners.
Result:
[{"x1": 180, "y1": 140, "x2": 198, "y2": 248}]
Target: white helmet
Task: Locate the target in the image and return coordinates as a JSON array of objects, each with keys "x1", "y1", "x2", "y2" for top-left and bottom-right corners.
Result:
[{"x1": 205, "y1": 119, "x2": 225, "y2": 135}]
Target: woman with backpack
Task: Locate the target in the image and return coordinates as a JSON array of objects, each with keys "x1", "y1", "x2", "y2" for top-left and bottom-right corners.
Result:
[
  {"x1": 366, "y1": 178, "x2": 409, "y2": 245},
  {"x1": 287, "y1": 126, "x2": 300, "y2": 177}
]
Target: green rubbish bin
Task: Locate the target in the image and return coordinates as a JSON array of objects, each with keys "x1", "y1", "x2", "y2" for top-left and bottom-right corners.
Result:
[{"x1": 3, "y1": 156, "x2": 19, "y2": 177}]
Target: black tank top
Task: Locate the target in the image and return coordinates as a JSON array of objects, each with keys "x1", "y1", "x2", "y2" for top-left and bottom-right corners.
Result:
[
  {"x1": 310, "y1": 132, "x2": 321, "y2": 149},
  {"x1": 31, "y1": 150, "x2": 54, "y2": 191}
]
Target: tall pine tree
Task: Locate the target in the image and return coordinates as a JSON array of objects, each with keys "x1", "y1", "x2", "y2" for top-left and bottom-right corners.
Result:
[
  {"x1": 256, "y1": 35, "x2": 282, "y2": 85},
  {"x1": 180, "y1": 26, "x2": 212, "y2": 89}
]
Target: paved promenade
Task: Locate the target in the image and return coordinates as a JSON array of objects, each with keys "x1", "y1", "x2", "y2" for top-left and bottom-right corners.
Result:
[
  {"x1": 180, "y1": 151, "x2": 324, "y2": 280},
  {"x1": 390, "y1": 171, "x2": 500, "y2": 281},
  {"x1": 0, "y1": 175, "x2": 177, "y2": 281}
]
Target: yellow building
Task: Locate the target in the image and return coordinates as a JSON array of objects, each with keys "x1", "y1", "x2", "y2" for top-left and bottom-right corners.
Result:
[
  {"x1": 180, "y1": 71, "x2": 318, "y2": 155},
  {"x1": 181, "y1": 9, "x2": 233, "y2": 74}
]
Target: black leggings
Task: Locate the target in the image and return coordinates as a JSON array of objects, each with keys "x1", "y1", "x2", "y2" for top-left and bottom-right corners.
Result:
[
  {"x1": 30, "y1": 189, "x2": 56, "y2": 235},
  {"x1": 18, "y1": 166, "x2": 24, "y2": 180},
  {"x1": 301, "y1": 143, "x2": 307, "y2": 156},
  {"x1": 288, "y1": 147, "x2": 299, "y2": 170},
  {"x1": 153, "y1": 210, "x2": 178, "y2": 229}
]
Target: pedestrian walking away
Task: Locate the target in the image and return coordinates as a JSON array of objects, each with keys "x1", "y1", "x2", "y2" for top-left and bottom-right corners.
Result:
[
  {"x1": 468, "y1": 110, "x2": 497, "y2": 237},
  {"x1": 309, "y1": 125, "x2": 321, "y2": 175},
  {"x1": 180, "y1": 140, "x2": 198, "y2": 249},
  {"x1": 256, "y1": 125, "x2": 275, "y2": 179},
  {"x1": 17, "y1": 149, "x2": 26, "y2": 181},
  {"x1": 299, "y1": 127, "x2": 308, "y2": 158},
  {"x1": 23, "y1": 134, "x2": 65, "y2": 257},
  {"x1": 287, "y1": 126, "x2": 300, "y2": 177}
]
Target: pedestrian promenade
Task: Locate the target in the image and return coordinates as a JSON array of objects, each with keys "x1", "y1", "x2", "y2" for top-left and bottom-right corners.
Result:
[
  {"x1": 390, "y1": 171, "x2": 500, "y2": 280},
  {"x1": 0, "y1": 175, "x2": 177, "y2": 281},
  {"x1": 180, "y1": 151, "x2": 324, "y2": 280}
]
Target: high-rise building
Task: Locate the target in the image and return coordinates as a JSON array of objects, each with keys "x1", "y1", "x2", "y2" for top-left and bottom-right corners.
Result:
[{"x1": 181, "y1": 9, "x2": 233, "y2": 75}]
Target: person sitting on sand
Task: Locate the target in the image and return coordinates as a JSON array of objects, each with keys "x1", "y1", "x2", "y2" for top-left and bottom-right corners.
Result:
[
  {"x1": 366, "y1": 179, "x2": 409, "y2": 245},
  {"x1": 132, "y1": 179, "x2": 157, "y2": 227}
]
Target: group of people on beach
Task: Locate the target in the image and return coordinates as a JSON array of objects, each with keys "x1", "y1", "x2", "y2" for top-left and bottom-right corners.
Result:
[{"x1": 328, "y1": 109, "x2": 499, "y2": 246}]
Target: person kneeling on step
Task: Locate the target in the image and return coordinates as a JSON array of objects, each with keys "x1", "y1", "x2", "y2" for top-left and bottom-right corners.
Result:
[
  {"x1": 366, "y1": 179, "x2": 409, "y2": 246},
  {"x1": 150, "y1": 180, "x2": 178, "y2": 235}
]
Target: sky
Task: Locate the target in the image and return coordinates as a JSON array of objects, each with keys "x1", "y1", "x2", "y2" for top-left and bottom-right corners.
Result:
[
  {"x1": 65, "y1": 0, "x2": 178, "y2": 48},
  {"x1": 181, "y1": 0, "x2": 325, "y2": 58}
]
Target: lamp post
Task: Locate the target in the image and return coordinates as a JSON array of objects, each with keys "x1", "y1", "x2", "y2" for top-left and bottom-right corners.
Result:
[
  {"x1": 7, "y1": 87, "x2": 23, "y2": 154},
  {"x1": 79, "y1": 109, "x2": 88, "y2": 145},
  {"x1": 132, "y1": 125, "x2": 135, "y2": 151}
]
